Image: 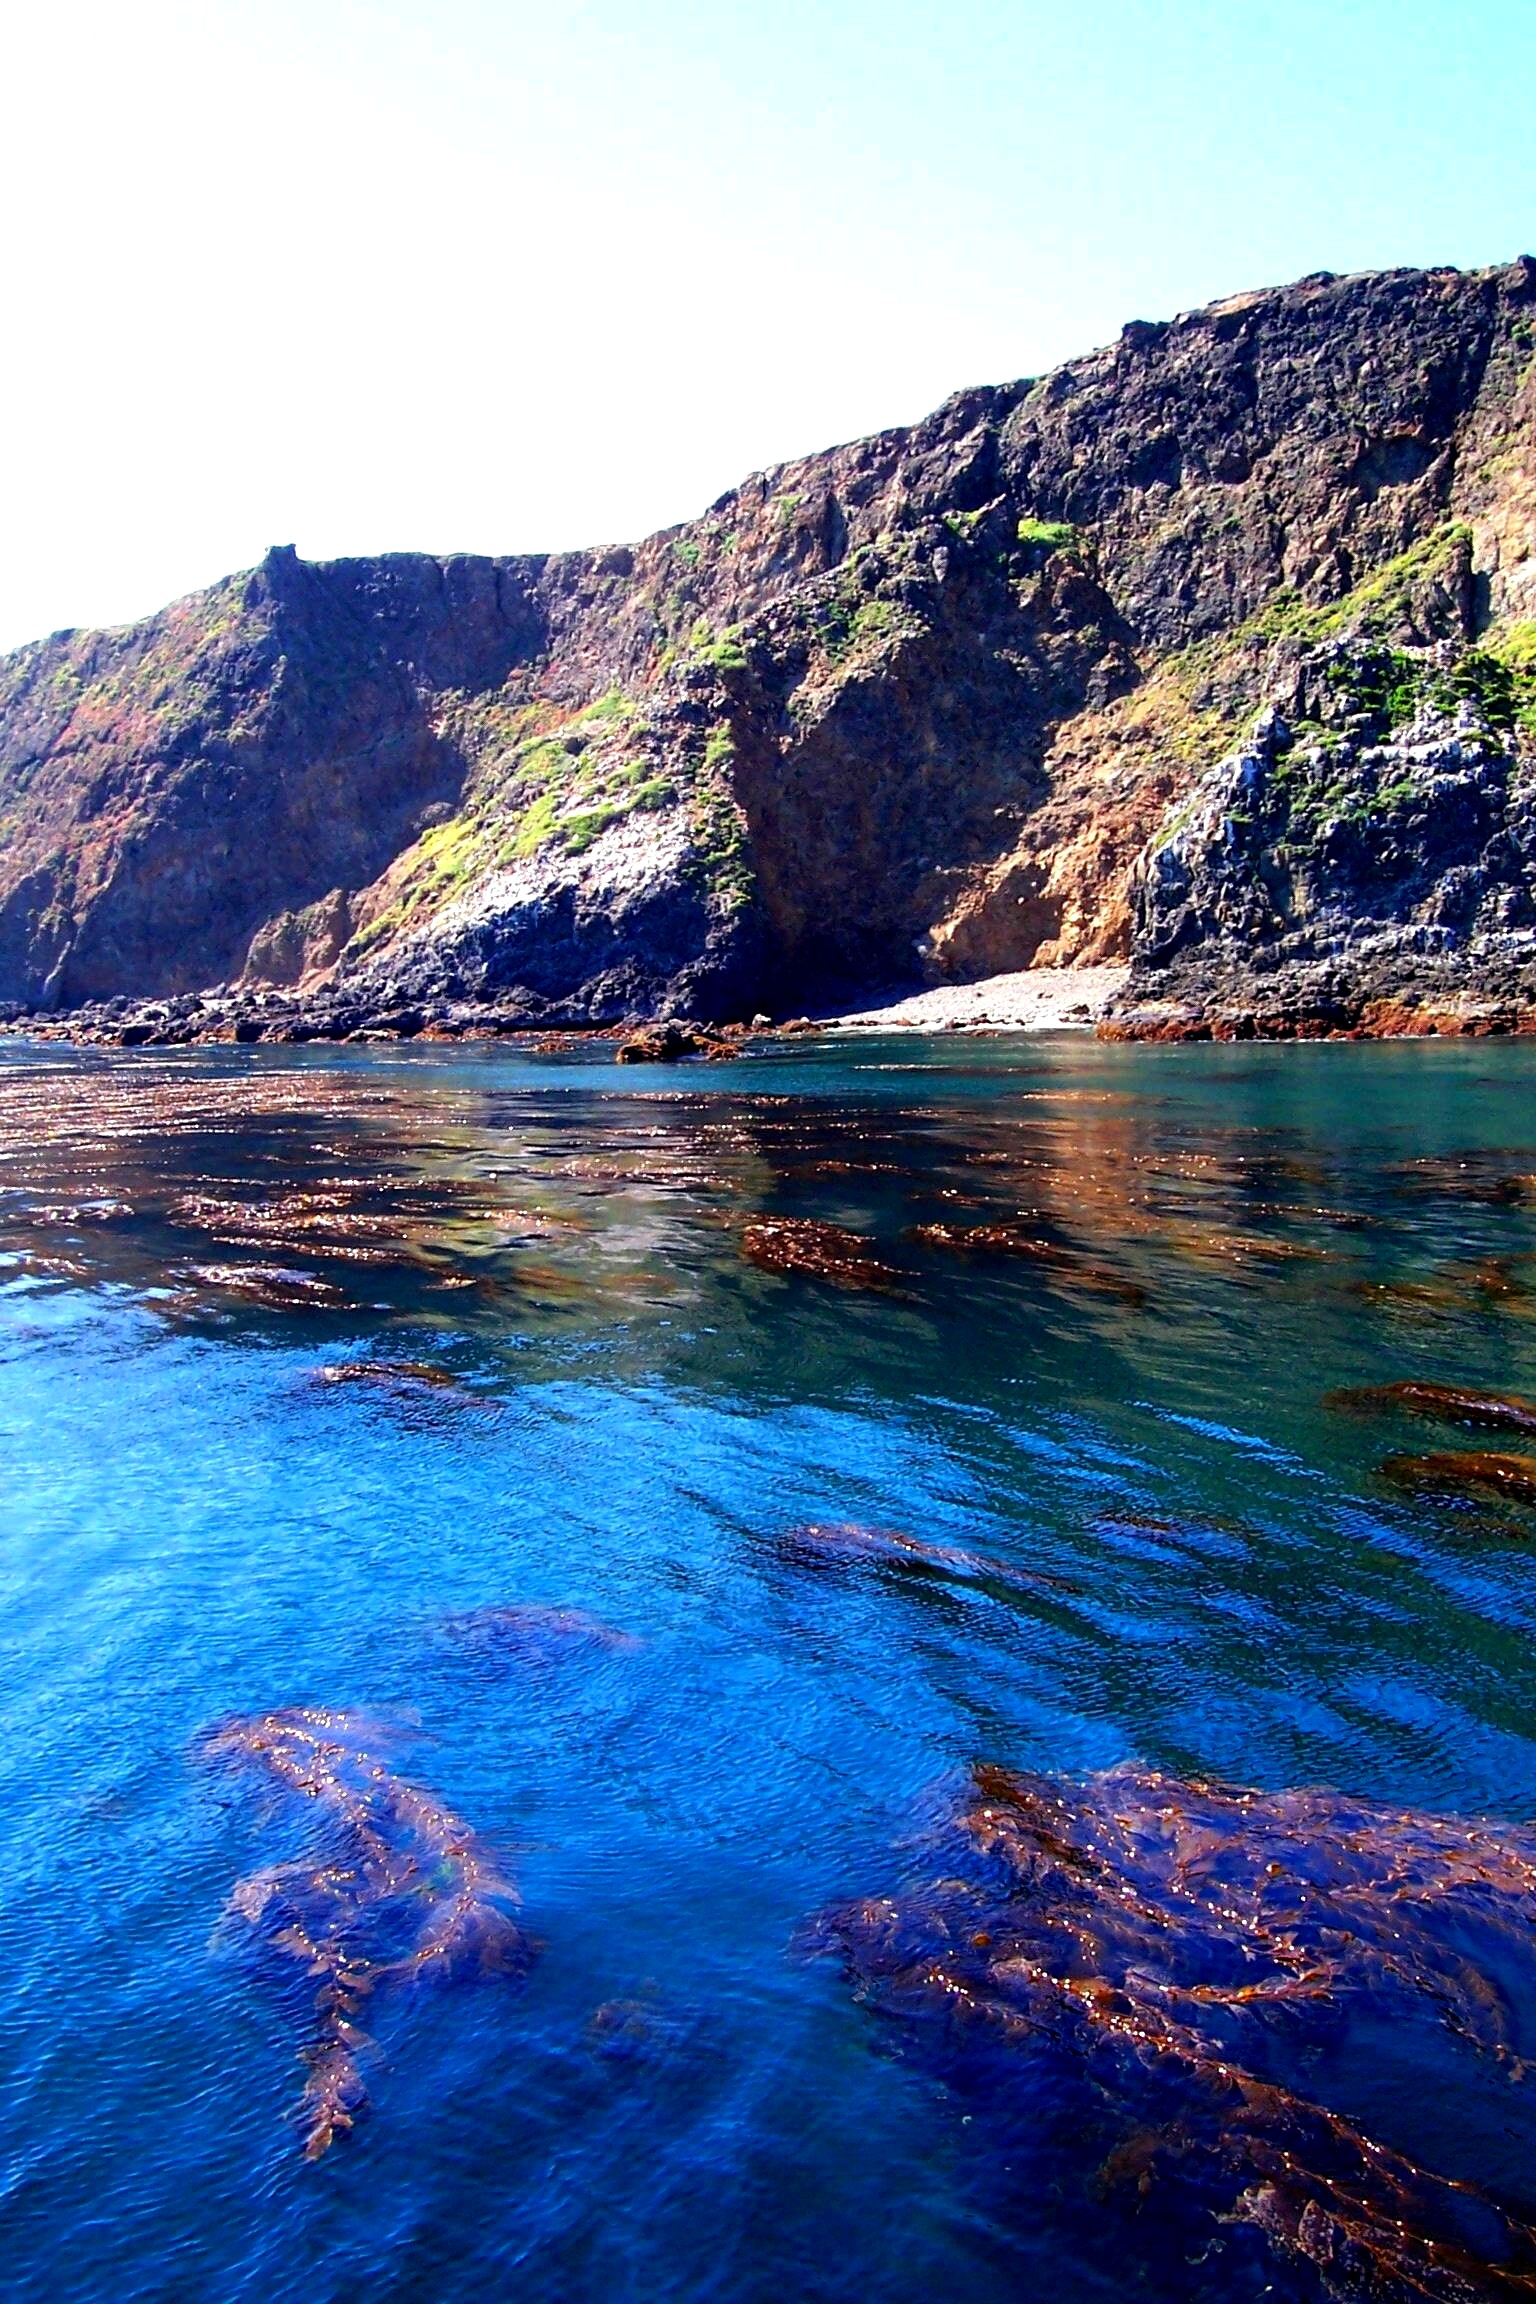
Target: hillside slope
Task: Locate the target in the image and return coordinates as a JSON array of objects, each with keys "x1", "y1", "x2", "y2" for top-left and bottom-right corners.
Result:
[{"x1": 1, "y1": 257, "x2": 1533, "y2": 1033}]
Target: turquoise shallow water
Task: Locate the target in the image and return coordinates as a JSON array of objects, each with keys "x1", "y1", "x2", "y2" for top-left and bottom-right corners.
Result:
[{"x1": 3, "y1": 1032, "x2": 1536, "y2": 2300}]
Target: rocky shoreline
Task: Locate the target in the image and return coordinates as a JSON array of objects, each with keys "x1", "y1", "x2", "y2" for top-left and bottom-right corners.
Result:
[
  {"x1": 0, "y1": 974, "x2": 1111, "y2": 1053},
  {"x1": 10, "y1": 953, "x2": 1536, "y2": 1054}
]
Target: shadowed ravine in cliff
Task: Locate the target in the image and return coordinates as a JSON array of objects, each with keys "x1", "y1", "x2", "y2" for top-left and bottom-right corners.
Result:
[{"x1": 1, "y1": 259, "x2": 1534, "y2": 1033}]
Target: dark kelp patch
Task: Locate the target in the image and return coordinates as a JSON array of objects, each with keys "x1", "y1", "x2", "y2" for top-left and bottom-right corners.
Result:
[
  {"x1": 436, "y1": 1602, "x2": 641, "y2": 1666},
  {"x1": 906, "y1": 1222, "x2": 1148, "y2": 1306},
  {"x1": 311, "y1": 1360, "x2": 490, "y2": 1413},
  {"x1": 805, "y1": 1763, "x2": 1536, "y2": 2302},
  {"x1": 1379, "y1": 1451, "x2": 1536, "y2": 1511},
  {"x1": 204, "y1": 1707, "x2": 533, "y2": 2158},
  {"x1": 1328, "y1": 1381, "x2": 1536, "y2": 1438},
  {"x1": 740, "y1": 1217, "x2": 903, "y2": 1292},
  {"x1": 777, "y1": 1521, "x2": 1071, "y2": 1597}
]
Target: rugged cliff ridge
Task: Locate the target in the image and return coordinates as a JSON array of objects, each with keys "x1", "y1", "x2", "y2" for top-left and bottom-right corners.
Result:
[{"x1": 1, "y1": 258, "x2": 1533, "y2": 1036}]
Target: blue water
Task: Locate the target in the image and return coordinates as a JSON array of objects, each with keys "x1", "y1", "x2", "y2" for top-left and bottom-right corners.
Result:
[{"x1": 3, "y1": 1032, "x2": 1536, "y2": 2301}]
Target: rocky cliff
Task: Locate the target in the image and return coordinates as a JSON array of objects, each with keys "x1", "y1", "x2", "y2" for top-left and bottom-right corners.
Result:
[{"x1": 1, "y1": 258, "x2": 1533, "y2": 1034}]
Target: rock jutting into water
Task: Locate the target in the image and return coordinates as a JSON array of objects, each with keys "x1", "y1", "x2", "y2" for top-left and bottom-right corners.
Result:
[
  {"x1": 739, "y1": 1216, "x2": 902, "y2": 1292},
  {"x1": 1379, "y1": 1451, "x2": 1536, "y2": 1511},
  {"x1": 806, "y1": 1762, "x2": 1536, "y2": 2303},
  {"x1": 204, "y1": 1707, "x2": 533, "y2": 2159},
  {"x1": 436, "y1": 1602, "x2": 640, "y2": 1665},
  {"x1": 777, "y1": 1520, "x2": 1067, "y2": 1596},
  {"x1": 1329, "y1": 1381, "x2": 1536, "y2": 1438},
  {"x1": 614, "y1": 1021, "x2": 745, "y2": 1063}
]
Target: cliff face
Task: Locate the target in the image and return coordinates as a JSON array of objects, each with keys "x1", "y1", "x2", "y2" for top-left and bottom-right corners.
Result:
[{"x1": 1, "y1": 258, "x2": 1533, "y2": 1024}]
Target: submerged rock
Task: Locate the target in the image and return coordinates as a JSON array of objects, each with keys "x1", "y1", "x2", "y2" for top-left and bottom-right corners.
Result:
[
  {"x1": 203, "y1": 1707, "x2": 533, "y2": 2158},
  {"x1": 807, "y1": 1762, "x2": 1536, "y2": 2302},
  {"x1": 583, "y1": 1997, "x2": 693, "y2": 2067}
]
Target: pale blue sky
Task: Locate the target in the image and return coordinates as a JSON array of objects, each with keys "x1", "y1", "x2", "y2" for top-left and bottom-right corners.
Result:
[{"x1": 1, "y1": 0, "x2": 1531, "y2": 650}]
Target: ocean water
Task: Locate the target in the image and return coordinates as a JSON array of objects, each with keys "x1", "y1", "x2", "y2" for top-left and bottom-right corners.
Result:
[{"x1": 2, "y1": 1031, "x2": 1536, "y2": 2301}]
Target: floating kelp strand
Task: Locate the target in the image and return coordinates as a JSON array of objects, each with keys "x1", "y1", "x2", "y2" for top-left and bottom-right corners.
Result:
[
  {"x1": 175, "y1": 1262, "x2": 355, "y2": 1313},
  {"x1": 1387, "y1": 1158, "x2": 1536, "y2": 1209},
  {"x1": 778, "y1": 1521, "x2": 1072, "y2": 1597},
  {"x1": 311, "y1": 1359, "x2": 486, "y2": 1409},
  {"x1": 740, "y1": 1216, "x2": 904, "y2": 1292},
  {"x1": 808, "y1": 1765, "x2": 1536, "y2": 2301},
  {"x1": 205, "y1": 1707, "x2": 533, "y2": 2158},
  {"x1": 1380, "y1": 1453, "x2": 1536, "y2": 1511},
  {"x1": 437, "y1": 1602, "x2": 641, "y2": 1665},
  {"x1": 906, "y1": 1221, "x2": 1147, "y2": 1304},
  {"x1": 1329, "y1": 1382, "x2": 1536, "y2": 1437}
]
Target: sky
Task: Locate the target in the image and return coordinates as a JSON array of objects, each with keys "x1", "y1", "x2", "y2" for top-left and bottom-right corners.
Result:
[{"x1": 0, "y1": 0, "x2": 1532, "y2": 652}]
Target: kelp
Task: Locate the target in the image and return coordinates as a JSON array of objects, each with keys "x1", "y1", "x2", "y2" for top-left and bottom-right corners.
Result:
[
  {"x1": 1329, "y1": 1381, "x2": 1536, "y2": 1438},
  {"x1": 906, "y1": 1221, "x2": 1148, "y2": 1305},
  {"x1": 740, "y1": 1216, "x2": 903, "y2": 1292},
  {"x1": 1388, "y1": 1159, "x2": 1536, "y2": 1210},
  {"x1": 437, "y1": 1602, "x2": 640, "y2": 1665},
  {"x1": 778, "y1": 1520, "x2": 1069, "y2": 1596},
  {"x1": 204, "y1": 1707, "x2": 533, "y2": 2158},
  {"x1": 583, "y1": 1997, "x2": 692, "y2": 2066},
  {"x1": 807, "y1": 1763, "x2": 1536, "y2": 2302},
  {"x1": 312, "y1": 1359, "x2": 486, "y2": 1411},
  {"x1": 174, "y1": 1262, "x2": 354, "y2": 1313},
  {"x1": 1379, "y1": 1451, "x2": 1536, "y2": 1511},
  {"x1": 167, "y1": 1190, "x2": 420, "y2": 1263},
  {"x1": 315, "y1": 1357, "x2": 462, "y2": 1389}
]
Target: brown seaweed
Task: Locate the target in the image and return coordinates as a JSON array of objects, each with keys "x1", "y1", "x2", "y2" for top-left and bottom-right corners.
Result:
[
  {"x1": 437, "y1": 1602, "x2": 640, "y2": 1665},
  {"x1": 778, "y1": 1520, "x2": 1069, "y2": 1596},
  {"x1": 175, "y1": 1262, "x2": 354, "y2": 1313},
  {"x1": 313, "y1": 1359, "x2": 483, "y2": 1408},
  {"x1": 807, "y1": 1763, "x2": 1536, "y2": 2302},
  {"x1": 1351, "y1": 1265, "x2": 1536, "y2": 1320},
  {"x1": 1328, "y1": 1381, "x2": 1536, "y2": 1438},
  {"x1": 583, "y1": 1997, "x2": 693, "y2": 2066},
  {"x1": 205, "y1": 1707, "x2": 533, "y2": 2157},
  {"x1": 906, "y1": 1221, "x2": 1147, "y2": 1305},
  {"x1": 1379, "y1": 1451, "x2": 1536, "y2": 1511},
  {"x1": 740, "y1": 1216, "x2": 902, "y2": 1292},
  {"x1": 1388, "y1": 1160, "x2": 1536, "y2": 1210}
]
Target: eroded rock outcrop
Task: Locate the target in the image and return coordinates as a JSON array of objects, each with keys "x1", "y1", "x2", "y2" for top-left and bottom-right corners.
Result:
[
  {"x1": 1117, "y1": 608, "x2": 1536, "y2": 1031},
  {"x1": 1, "y1": 259, "x2": 1533, "y2": 1028}
]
